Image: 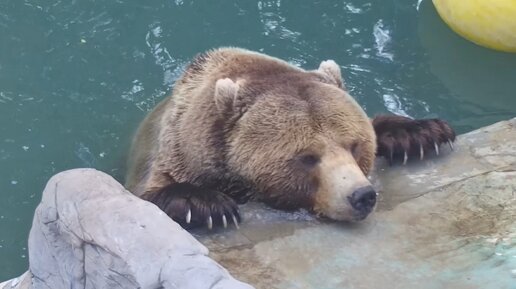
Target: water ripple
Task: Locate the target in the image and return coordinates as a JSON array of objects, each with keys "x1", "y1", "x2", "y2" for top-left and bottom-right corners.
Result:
[
  {"x1": 373, "y1": 19, "x2": 394, "y2": 61},
  {"x1": 76, "y1": 142, "x2": 95, "y2": 167},
  {"x1": 120, "y1": 22, "x2": 188, "y2": 111},
  {"x1": 145, "y1": 23, "x2": 184, "y2": 85},
  {"x1": 263, "y1": 15, "x2": 300, "y2": 41},
  {"x1": 382, "y1": 93, "x2": 410, "y2": 117},
  {"x1": 345, "y1": 3, "x2": 363, "y2": 14}
]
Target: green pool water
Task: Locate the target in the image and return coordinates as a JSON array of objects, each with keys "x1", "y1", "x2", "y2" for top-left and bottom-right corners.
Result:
[{"x1": 1, "y1": 0, "x2": 515, "y2": 280}]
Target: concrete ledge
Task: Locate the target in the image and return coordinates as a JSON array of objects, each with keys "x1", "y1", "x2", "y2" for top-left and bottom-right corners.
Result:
[
  {"x1": 373, "y1": 117, "x2": 516, "y2": 209},
  {"x1": 198, "y1": 118, "x2": 516, "y2": 289}
]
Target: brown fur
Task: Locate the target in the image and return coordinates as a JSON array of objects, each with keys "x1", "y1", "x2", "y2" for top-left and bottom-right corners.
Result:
[
  {"x1": 372, "y1": 115, "x2": 456, "y2": 165},
  {"x1": 125, "y1": 47, "x2": 455, "y2": 228}
]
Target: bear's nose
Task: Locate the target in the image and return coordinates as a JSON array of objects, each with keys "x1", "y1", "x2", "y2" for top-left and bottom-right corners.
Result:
[{"x1": 348, "y1": 186, "x2": 377, "y2": 215}]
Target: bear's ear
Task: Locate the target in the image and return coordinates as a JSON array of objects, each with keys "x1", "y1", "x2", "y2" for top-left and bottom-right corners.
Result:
[
  {"x1": 318, "y1": 60, "x2": 344, "y2": 89},
  {"x1": 214, "y1": 78, "x2": 240, "y2": 113}
]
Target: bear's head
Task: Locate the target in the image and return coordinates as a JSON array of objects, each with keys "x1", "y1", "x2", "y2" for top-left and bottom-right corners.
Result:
[{"x1": 213, "y1": 60, "x2": 377, "y2": 222}]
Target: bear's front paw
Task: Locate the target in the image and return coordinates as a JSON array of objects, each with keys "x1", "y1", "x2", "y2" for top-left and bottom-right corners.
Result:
[
  {"x1": 143, "y1": 183, "x2": 240, "y2": 230},
  {"x1": 372, "y1": 115, "x2": 456, "y2": 165}
]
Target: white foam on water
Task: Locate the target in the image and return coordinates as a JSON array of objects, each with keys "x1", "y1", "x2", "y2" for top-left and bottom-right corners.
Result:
[
  {"x1": 345, "y1": 3, "x2": 363, "y2": 14},
  {"x1": 145, "y1": 24, "x2": 178, "y2": 72},
  {"x1": 120, "y1": 22, "x2": 186, "y2": 112},
  {"x1": 383, "y1": 93, "x2": 410, "y2": 117},
  {"x1": 416, "y1": 0, "x2": 423, "y2": 11},
  {"x1": 373, "y1": 20, "x2": 394, "y2": 61},
  {"x1": 0, "y1": 91, "x2": 13, "y2": 103},
  {"x1": 421, "y1": 101, "x2": 430, "y2": 112},
  {"x1": 260, "y1": 12, "x2": 300, "y2": 41},
  {"x1": 288, "y1": 58, "x2": 307, "y2": 67},
  {"x1": 76, "y1": 142, "x2": 95, "y2": 167},
  {"x1": 344, "y1": 64, "x2": 371, "y2": 73},
  {"x1": 258, "y1": 1, "x2": 300, "y2": 41},
  {"x1": 121, "y1": 79, "x2": 144, "y2": 102},
  {"x1": 163, "y1": 62, "x2": 187, "y2": 87}
]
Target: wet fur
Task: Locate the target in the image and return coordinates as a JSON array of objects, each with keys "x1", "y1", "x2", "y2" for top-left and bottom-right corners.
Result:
[
  {"x1": 125, "y1": 47, "x2": 455, "y2": 229},
  {"x1": 372, "y1": 115, "x2": 456, "y2": 165}
]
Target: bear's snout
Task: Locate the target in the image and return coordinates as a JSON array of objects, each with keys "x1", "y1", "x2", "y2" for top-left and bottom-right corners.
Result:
[{"x1": 348, "y1": 186, "x2": 377, "y2": 220}]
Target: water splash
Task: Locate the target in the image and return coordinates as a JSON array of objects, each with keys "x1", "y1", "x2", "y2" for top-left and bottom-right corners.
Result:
[
  {"x1": 145, "y1": 24, "x2": 176, "y2": 72},
  {"x1": 345, "y1": 3, "x2": 363, "y2": 14},
  {"x1": 260, "y1": 12, "x2": 300, "y2": 41},
  {"x1": 344, "y1": 64, "x2": 372, "y2": 73},
  {"x1": 373, "y1": 20, "x2": 394, "y2": 61},
  {"x1": 121, "y1": 79, "x2": 144, "y2": 102},
  {"x1": 383, "y1": 93, "x2": 410, "y2": 117},
  {"x1": 416, "y1": 0, "x2": 423, "y2": 11},
  {"x1": 76, "y1": 142, "x2": 95, "y2": 167},
  {"x1": 256, "y1": 1, "x2": 317, "y2": 67},
  {"x1": 258, "y1": 0, "x2": 300, "y2": 41},
  {"x1": 120, "y1": 22, "x2": 187, "y2": 111},
  {"x1": 0, "y1": 91, "x2": 14, "y2": 103}
]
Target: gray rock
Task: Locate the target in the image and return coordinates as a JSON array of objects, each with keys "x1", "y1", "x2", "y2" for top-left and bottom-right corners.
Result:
[{"x1": 2, "y1": 169, "x2": 253, "y2": 289}]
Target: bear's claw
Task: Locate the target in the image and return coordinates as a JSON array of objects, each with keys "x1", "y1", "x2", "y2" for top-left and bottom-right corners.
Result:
[
  {"x1": 186, "y1": 208, "x2": 192, "y2": 224},
  {"x1": 143, "y1": 183, "x2": 241, "y2": 230},
  {"x1": 203, "y1": 212, "x2": 239, "y2": 230},
  {"x1": 372, "y1": 115, "x2": 456, "y2": 165},
  {"x1": 207, "y1": 216, "x2": 213, "y2": 230},
  {"x1": 222, "y1": 214, "x2": 228, "y2": 228},
  {"x1": 232, "y1": 214, "x2": 240, "y2": 229}
]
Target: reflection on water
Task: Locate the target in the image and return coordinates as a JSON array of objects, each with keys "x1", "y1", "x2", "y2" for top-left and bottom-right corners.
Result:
[{"x1": 0, "y1": 0, "x2": 515, "y2": 280}]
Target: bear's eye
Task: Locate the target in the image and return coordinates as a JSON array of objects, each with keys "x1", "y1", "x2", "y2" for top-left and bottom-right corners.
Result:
[
  {"x1": 351, "y1": 142, "x2": 360, "y2": 159},
  {"x1": 298, "y1": 154, "x2": 320, "y2": 168}
]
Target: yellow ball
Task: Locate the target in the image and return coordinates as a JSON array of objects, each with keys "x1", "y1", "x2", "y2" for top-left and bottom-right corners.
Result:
[{"x1": 433, "y1": 0, "x2": 516, "y2": 53}]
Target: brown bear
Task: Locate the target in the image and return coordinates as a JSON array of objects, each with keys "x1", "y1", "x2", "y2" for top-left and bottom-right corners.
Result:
[{"x1": 124, "y1": 47, "x2": 455, "y2": 230}]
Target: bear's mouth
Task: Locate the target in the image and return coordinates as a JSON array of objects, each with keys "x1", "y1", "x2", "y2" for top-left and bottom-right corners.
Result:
[
  {"x1": 351, "y1": 210, "x2": 372, "y2": 221},
  {"x1": 311, "y1": 207, "x2": 374, "y2": 223}
]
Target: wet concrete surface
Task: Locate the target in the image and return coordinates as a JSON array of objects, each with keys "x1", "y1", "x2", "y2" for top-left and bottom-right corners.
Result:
[{"x1": 195, "y1": 118, "x2": 516, "y2": 289}]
